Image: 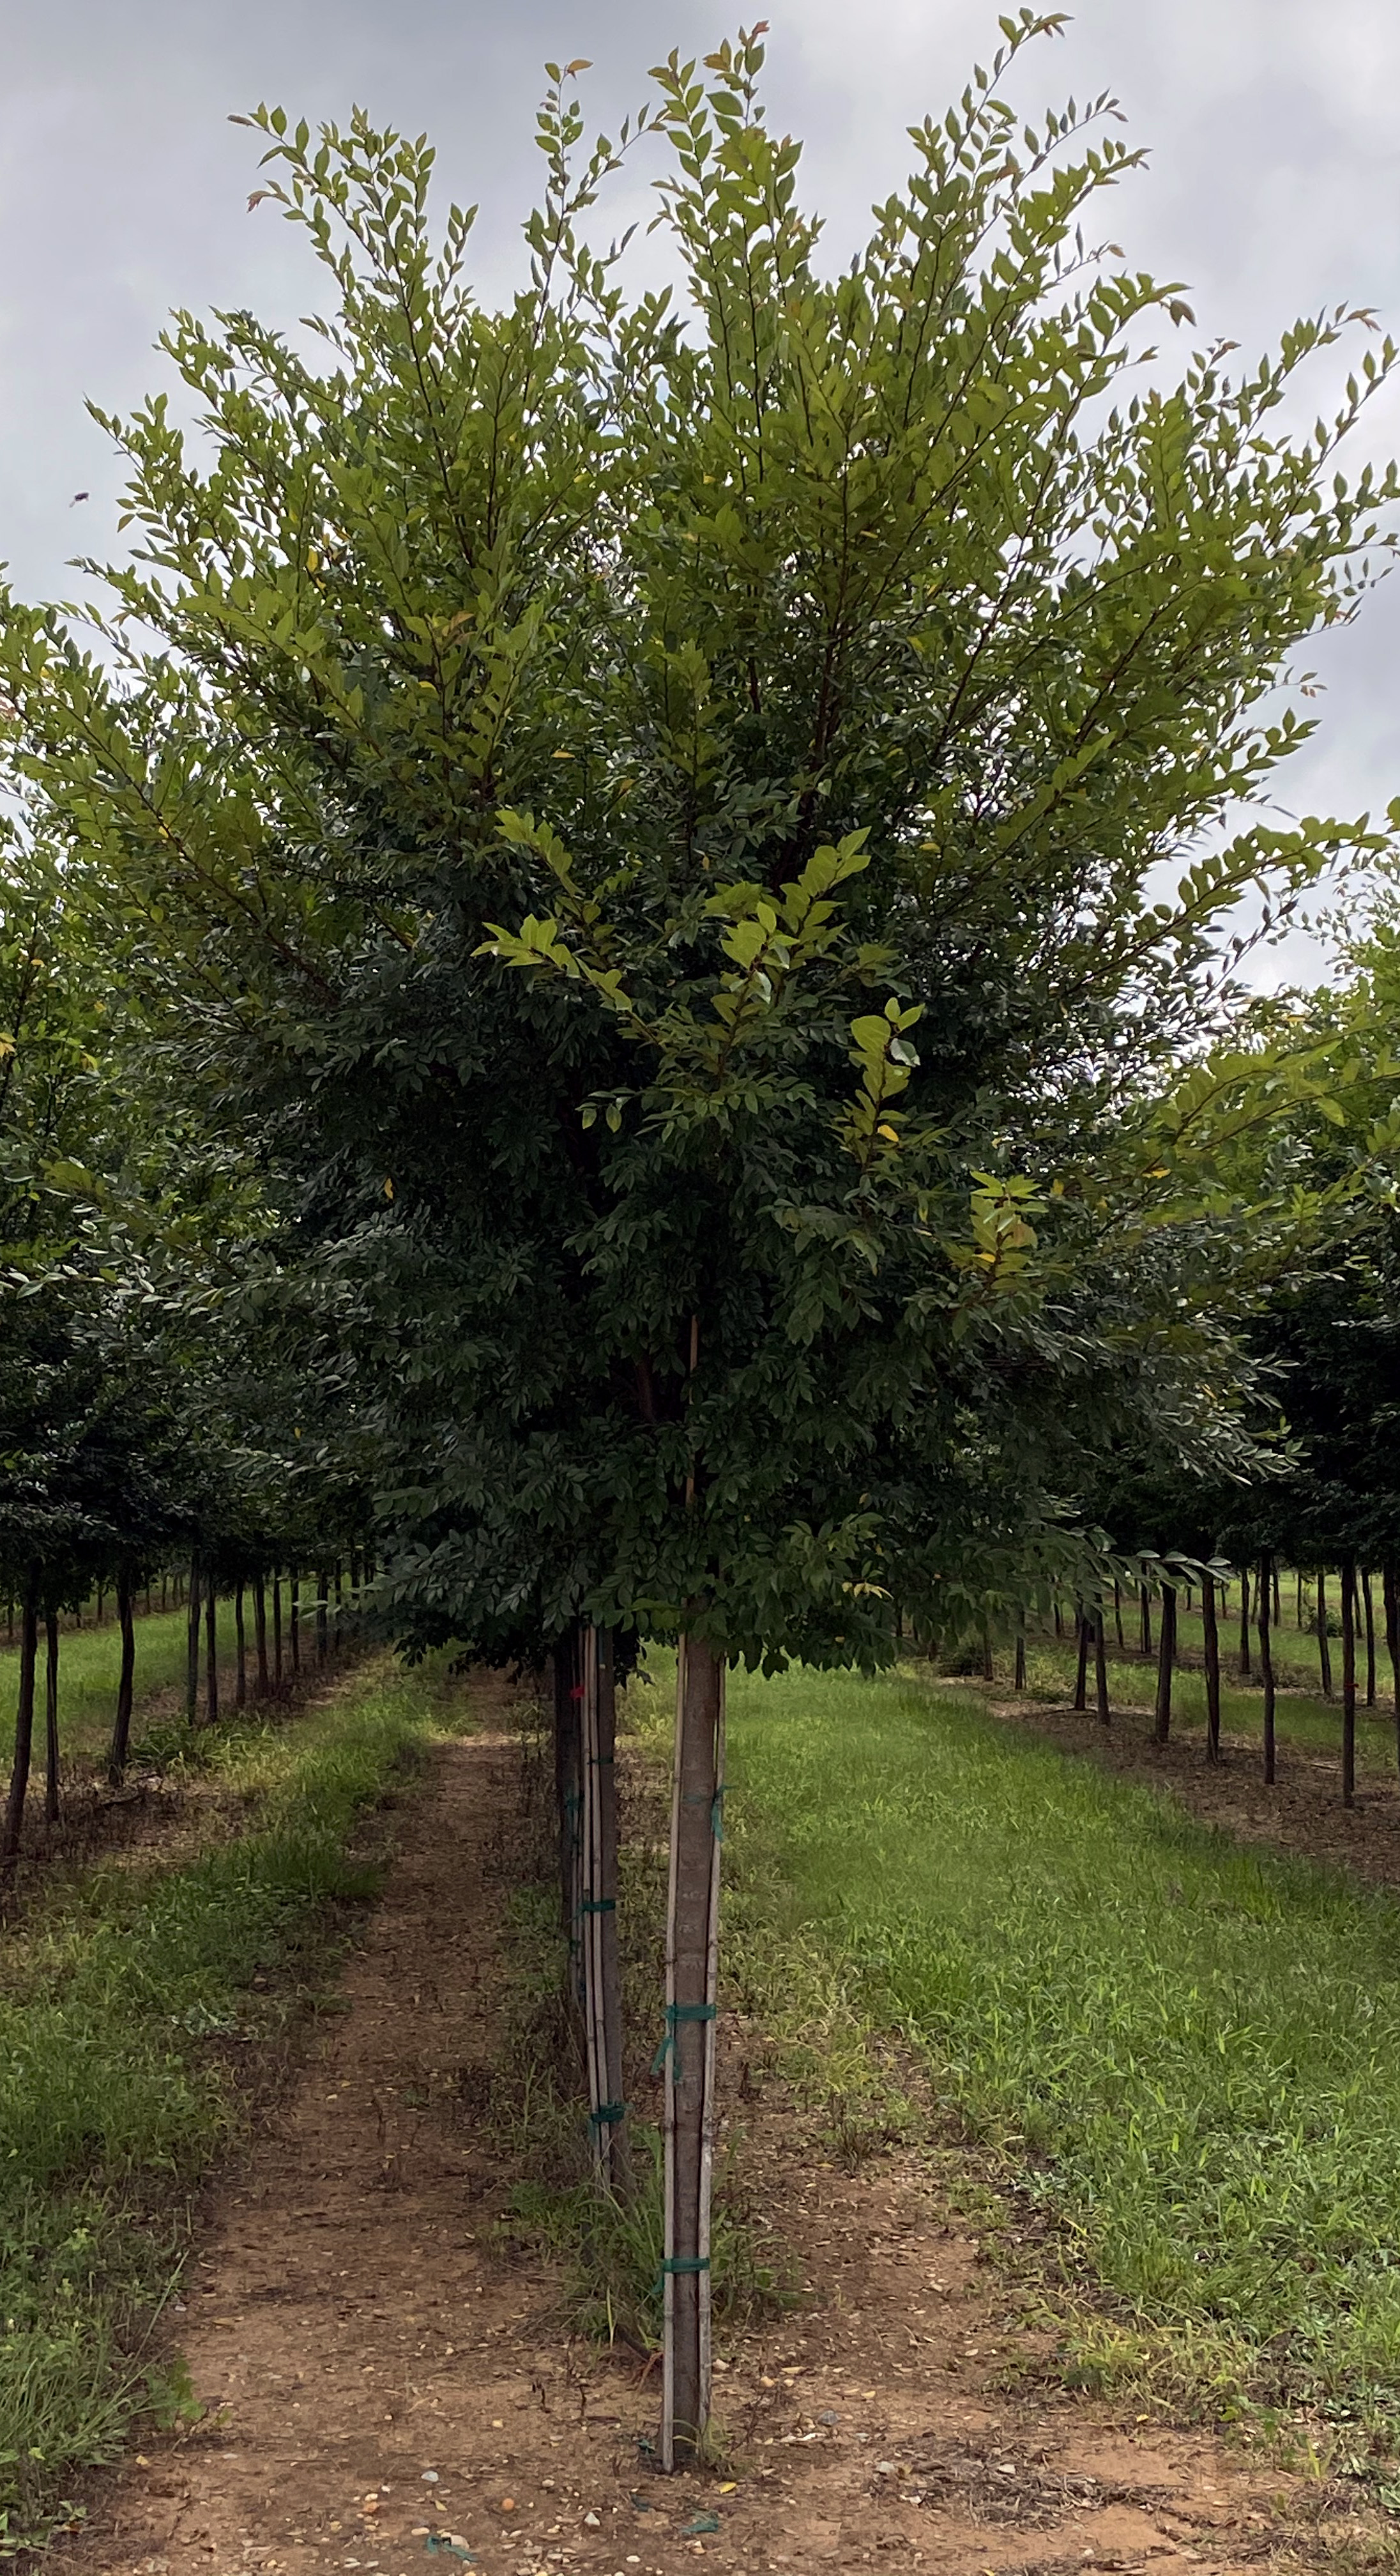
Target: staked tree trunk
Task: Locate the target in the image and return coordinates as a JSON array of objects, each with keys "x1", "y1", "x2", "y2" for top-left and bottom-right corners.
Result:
[
  {"x1": 581, "y1": 1626, "x2": 631, "y2": 2199},
  {"x1": 273, "y1": 1570, "x2": 284, "y2": 1689},
  {"x1": 1238, "y1": 1565, "x2": 1251, "y2": 1678},
  {"x1": 1258, "y1": 1552, "x2": 1276, "y2": 1784},
  {"x1": 109, "y1": 1567, "x2": 137, "y2": 1785},
  {"x1": 290, "y1": 1570, "x2": 301, "y2": 1676},
  {"x1": 44, "y1": 1607, "x2": 60, "y2": 1823},
  {"x1": 316, "y1": 1571, "x2": 328, "y2": 1666},
  {"x1": 1296, "y1": 1568, "x2": 1304, "y2": 1631},
  {"x1": 1317, "y1": 1567, "x2": 1333, "y2": 1699},
  {"x1": 205, "y1": 1575, "x2": 220, "y2": 1728},
  {"x1": 186, "y1": 1554, "x2": 201, "y2": 1724},
  {"x1": 1, "y1": 1575, "x2": 40, "y2": 1889},
  {"x1": 234, "y1": 1581, "x2": 247, "y2": 1709},
  {"x1": 1202, "y1": 1579, "x2": 1222, "y2": 1765},
  {"x1": 1014, "y1": 1617, "x2": 1026, "y2": 1692},
  {"x1": 1341, "y1": 1560, "x2": 1357, "y2": 1809},
  {"x1": 554, "y1": 1625, "x2": 583, "y2": 1947},
  {"x1": 1072, "y1": 1612, "x2": 1089, "y2": 1712},
  {"x1": 662, "y1": 1634, "x2": 724, "y2": 2470},
  {"x1": 1053, "y1": 1598, "x2": 1063, "y2": 1640},
  {"x1": 1362, "y1": 1570, "x2": 1376, "y2": 1708},
  {"x1": 1386, "y1": 1559, "x2": 1400, "y2": 1777},
  {"x1": 254, "y1": 1573, "x2": 270, "y2": 1697},
  {"x1": 980, "y1": 1620, "x2": 994, "y2": 1683},
  {"x1": 1139, "y1": 1581, "x2": 1152, "y2": 1658},
  {"x1": 1113, "y1": 1582, "x2": 1124, "y2": 1651},
  {"x1": 1274, "y1": 1563, "x2": 1282, "y2": 1627},
  {"x1": 1093, "y1": 1609, "x2": 1110, "y2": 1725}
]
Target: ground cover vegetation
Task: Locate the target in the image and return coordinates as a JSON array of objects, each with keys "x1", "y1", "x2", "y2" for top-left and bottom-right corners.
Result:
[
  {"x1": 4, "y1": 6, "x2": 1400, "y2": 2478},
  {"x1": 722, "y1": 1659, "x2": 1400, "y2": 2477},
  {"x1": 0, "y1": 1652, "x2": 453, "y2": 2553}
]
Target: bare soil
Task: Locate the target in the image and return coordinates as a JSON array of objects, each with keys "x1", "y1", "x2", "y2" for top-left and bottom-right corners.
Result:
[{"x1": 54, "y1": 1678, "x2": 1394, "y2": 2576}]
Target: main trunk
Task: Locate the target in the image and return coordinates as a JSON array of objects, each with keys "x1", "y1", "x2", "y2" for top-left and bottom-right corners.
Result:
[
  {"x1": 1154, "y1": 1586, "x2": 1176, "y2": 1742},
  {"x1": 1093, "y1": 1609, "x2": 1109, "y2": 1725},
  {"x1": 1386, "y1": 1559, "x2": 1400, "y2": 1775},
  {"x1": 1341, "y1": 1559, "x2": 1357, "y2": 1809},
  {"x1": 1072, "y1": 1612, "x2": 1089, "y2": 1712},
  {"x1": 1317, "y1": 1568, "x2": 1333, "y2": 1698},
  {"x1": 109, "y1": 1568, "x2": 137, "y2": 1784},
  {"x1": 1202, "y1": 1579, "x2": 1222, "y2": 1765},
  {"x1": 1, "y1": 1575, "x2": 39, "y2": 1888},
  {"x1": 1259, "y1": 1552, "x2": 1276, "y2": 1786},
  {"x1": 1238, "y1": 1565, "x2": 1251, "y2": 1678},
  {"x1": 44, "y1": 1607, "x2": 61, "y2": 1822},
  {"x1": 662, "y1": 1634, "x2": 724, "y2": 2470},
  {"x1": 581, "y1": 1625, "x2": 631, "y2": 2198},
  {"x1": 1362, "y1": 1570, "x2": 1376, "y2": 1707},
  {"x1": 234, "y1": 1581, "x2": 247, "y2": 1708},
  {"x1": 205, "y1": 1575, "x2": 220, "y2": 1726},
  {"x1": 186, "y1": 1552, "x2": 201, "y2": 1724},
  {"x1": 254, "y1": 1573, "x2": 270, "y2": 1698}
]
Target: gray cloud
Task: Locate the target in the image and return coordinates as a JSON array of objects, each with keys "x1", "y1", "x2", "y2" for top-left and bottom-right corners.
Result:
[{"x1": 3, "y1": 0, "x2": 1397, "y2": 978}]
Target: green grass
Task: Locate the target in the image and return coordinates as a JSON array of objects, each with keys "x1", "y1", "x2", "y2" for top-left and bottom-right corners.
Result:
[
  {"x1": 0, "y1": 1600, "x2": 243, "y2": 1772},
  {"x1": 720, "y1": 1659, "x2": 1400, "y2": 2466},
  {"x1": 0, "y1": 1652, "x2": 463, "y2": 2556}
]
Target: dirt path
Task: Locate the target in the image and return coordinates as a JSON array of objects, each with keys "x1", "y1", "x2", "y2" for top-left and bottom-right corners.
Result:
[{"x1": 61, "y1": 1698, "x2": 1381, "y2": 2576}]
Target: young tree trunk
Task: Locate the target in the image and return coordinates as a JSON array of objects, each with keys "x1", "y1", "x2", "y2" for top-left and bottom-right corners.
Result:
[
  {"x1": 1202, "y1": 1579, "x2": 1222, "y2": 1766},
  {"x1": 1053, "y1": 1598, "x2": 1063, "y2": 1640},
  {"x1": 1317, "y1": 1567, "x2": 1333, "y2": 1698},
  {"x1": 1072, "y1": 1612, "x2": 1089, "y2": 1713},
  {"x1": 316, "y1": 1571, "x2": 328, "y2": 1666},
  {"x1": 1274, "y1": 1563, "x2": 1282, "y2": 1627},
  {"x1": 273, "y1": 1570, "x2": 284, "y2": 1690},
  {"x1": 1341, "y1": 1559, "x2": 1357, "y2": 1809},
  {"x1": 205, "y1": 1575, "x2": 220, "y2": 1728},
  {"x1": 1, "y1": 1575, "x2": 39, "y2": 1890},
  {"x1": 1363, "y1": 1569, "x2": 1376, "y2": 1708},
  {"x1": 1259, "y1": 1552, "x2": 1276, "y2": 1785},
  {"x1": 554, "y1": 1625, "x2": 582, "y2": 1943},
  {"x1": 1093, "y1": 1609, "x2": 1110, "y2": 1726},
  {"x1": 254, "y1": 1574, "x2": 270, "y2": 1698},
  {"x1": 1386, "y1": 1558, "x2": 1400, "y2": 1777},
  {"x1": 290, "y1": 1570, "x2": 301, "y2": 1676},
  {"x1": 234, "y1": 1581, "x2": 247, "y2": 1710},
  {"x1": 1014, "y1": 1618, "x2": 1026, "y2": 1692},
  {"x1": 980, "y1": 1620, "x2": 994, "y2": 1683},
  {"x1": 1139, "y1": 1582, "x2": 1152, "y2": 1657},
  {"x1": 1296, "y1": 1568, "x2": 1304, "y2": 1631},
  {"x1": 44, "y1": 1606, "x2": 60, "y2": 1824},
  {"x1": 109, "y1": 1567, "x2": 137, "y2": 1785},
  {"x1": 186, "y1": 1553, "x2": 201, "y2": 1724},
  {"x1": 1238, "y1": 1565, "x2": 1251, "y2": 1678},
  {"x1": 662, "y1": 1635, "x2": 725, "y2": 2471},
  {"x1": 1113, "y1": 1582, "x2": 1124, "y2": 1651},
  {"x1": 581, "y1": 1626, "x2": 632, "y2": 2198}
]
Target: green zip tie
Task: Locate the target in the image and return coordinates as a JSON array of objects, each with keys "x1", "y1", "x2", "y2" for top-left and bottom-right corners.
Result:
[
  {"x1": 580, "y1": 1897, "x2": 615, "y2": 1914},
  {"x1": 650, "y1": 2000, "x2": 718, "y2": 2075},
  {"x1": 711, "y1": 1784, "x2": 726, "y2": 1843},
  {"x1": 588, "y1": 2099, "x2": 627, "y2": 2127},
  {"x1": 660, "y1": 2255, "x2": 710, "y2": 2274}
]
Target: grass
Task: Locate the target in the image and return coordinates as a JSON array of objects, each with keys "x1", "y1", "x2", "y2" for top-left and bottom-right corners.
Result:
[
  {"x1": 719, "y1": 1658, "x2": 1400, "y2": 2472},
  {"x1": 0, "y1": 1652, "x2": 464, "y2": 2556},
  {"x1": 0, "y1": 1598, "x2": 244, "y2": 1772}
]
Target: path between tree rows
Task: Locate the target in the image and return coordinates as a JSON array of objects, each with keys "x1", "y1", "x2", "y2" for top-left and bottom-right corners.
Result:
[{"x1": 58, "y1": 1687, "x2": 1378, "y2": 2576}]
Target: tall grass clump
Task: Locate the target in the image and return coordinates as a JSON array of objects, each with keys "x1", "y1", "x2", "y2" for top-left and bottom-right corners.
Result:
[{"x1": 724, "y1": 1662, "x2": 1400, "y2": 2459}]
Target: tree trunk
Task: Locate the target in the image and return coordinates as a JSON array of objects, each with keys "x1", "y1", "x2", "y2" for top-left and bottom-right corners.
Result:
[
  {"x1": 1342, "y1": 1559, "x2": 1357, "y2": 1809},
  {"x1": 980, "y1": 1620, "x2": 994, "y2": 1683},
  {"x1": 662, "y1": 1634, "x2": 724, "y2": 2470},
  {"x1": 1203, "y1": 1579, "x2": 1221, "y2": 1765},
  {"x1": 273, "y1": 1570, "x2": 284, "y2": 1689},
  {"x1": 1139, "y1": 1582, "x2": 1152, "y2": 1658},
  {"x1": 205, "y1": 1575, "x2": 219, "y2": 1728},
  {"x1": 1053, "y1": 1598, "x2": 1063, "y2": 1640},
  {"x1": 234, "y1": 1581, "x2": 247, "y2": 1710},
  {"x1": 1153, "y1": 1586, "x2": 1173, "y2": 1751},
  {"x1": 1238, "y1": 1565, "x2": 1251, "y2": 1678},
  {"x1": 582, "y1": 1626, "x2": 631, "y2": 2198},
  {"x1": 1259, "y1": 1552, "x2": 1276, "y2": 1784},
  {"x1": 290, "y1": 1569, "x2": 301, "y2": 1676},
  {"x1": 316, "y1": 1570, "x2": 328, "y2": 1666},
  {"x1": 1014, "y1": 1618, "x2": 1026, "y2": 1692},
  {"x1": 1274, "y1": 1563, "x2": 1282, "y2": 1627},
  {"x1": 1316, "y1": 1568, "x2": 1333, "y2": 1697},
  {"x1": 1093, "y1": 1609, "x2": 1110, "y2": 1725},
  {"x1": 1, "y1": 1575, "x2": 39, "y2": 1889},
  {"x1": 1297, "y1": 1568, "x2": 1304, "y2": 1632},
  {"x1": 44, "y1": 1607, "x2": 60, "y2": 1823},
  {"x1": 1072, "y1": 1613, "x2": 1089, "y2": 1712},
  {"x1": 554, "y1": 1625, "x2": 582, "y2": 1943},
  {"x1": 254, "y1": 1573, "x2": 270, "y2": 1697},
  {"x1": 1363, "y1": 1570, "x2": 1376, "y2": 1708},
  {"x1": 186, "y1": 1553, "x2": 201, "y2": 1724},
  {"x1": 109, "y1": 1567, "x2": 137, "y2": 1785},
  {"x1": 1113, "y1": 1582, "x2": 1123, "y2": 1651},
  {"x1": 1386, "y1": 1558, "x2": 1400, "y2": 1777}
]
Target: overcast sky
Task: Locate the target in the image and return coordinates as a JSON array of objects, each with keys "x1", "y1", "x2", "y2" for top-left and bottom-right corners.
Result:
[{"x1": 3, "y1": 0, "x2": 1398, "y2": 978}]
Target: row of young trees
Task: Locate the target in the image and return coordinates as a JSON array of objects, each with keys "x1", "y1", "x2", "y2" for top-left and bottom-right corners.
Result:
[{"x1": 4, "y1": 15, "x2": 1400, "y2": 2459}]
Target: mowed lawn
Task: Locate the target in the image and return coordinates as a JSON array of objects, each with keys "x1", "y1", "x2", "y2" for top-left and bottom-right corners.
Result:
[{"x1": 725, "y1": 1660, "x2": 1400, "y2": 2450}]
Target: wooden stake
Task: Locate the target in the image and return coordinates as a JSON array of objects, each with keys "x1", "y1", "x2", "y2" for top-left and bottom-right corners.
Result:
[
  {"x1": 662, "y1": 1635, "x2": 724, "y2": 2469},
  {"x1": 1259, "y1": 1552, "x2": 1276, "y2": 1785}
]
